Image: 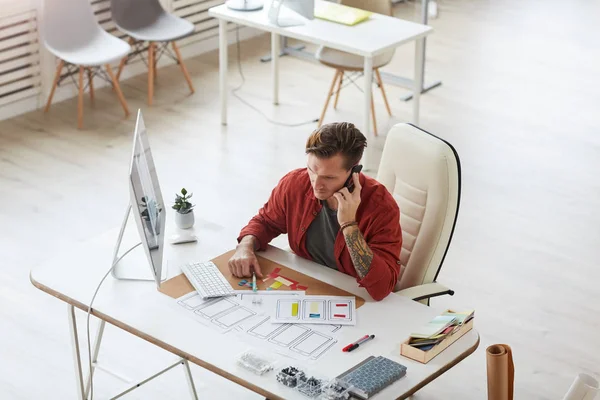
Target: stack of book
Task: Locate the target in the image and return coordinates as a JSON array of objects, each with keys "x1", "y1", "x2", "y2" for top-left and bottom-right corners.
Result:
[{"x1": 408, "y1": 310, "x2": 475, "y2": 352}]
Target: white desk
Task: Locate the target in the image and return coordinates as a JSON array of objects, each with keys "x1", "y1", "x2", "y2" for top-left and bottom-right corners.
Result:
[
  {"x1": 30, "y1": 224, "x2": 478, "y2": 400},
  {"x1": 209, "y1": 2, "x2": 432, "y2": 144}
]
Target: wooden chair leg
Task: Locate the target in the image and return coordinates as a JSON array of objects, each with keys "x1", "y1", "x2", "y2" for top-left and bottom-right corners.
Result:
[
  {"x1": 172, "y1": 41, "x2": 195, "y2": 94},
  {"x1": 77, "y1": 66, "x2": 84, "y2": 129},
  {"x1": 106, "y1": 64, "x2": 130, "y2": 117},
  {"x1": 371, "y1": 88, "x2": 378, "y2": 136},
  {"x1": 333, "y1": 69, "x2": 343, "y2": 109},
  {"x1": 87, "y1": 68, "x2": 94, "y2": 105},
  {"x1": 44, "y1": 59, "x2": 64, "y2": 113},
  {"x1": 148, "y1": 42, "x2": 154, "y2": 106},
  {"x1": 375, "y1": 68, "x2": 392, "y2": 116},
  {"x1": 318, "y1": 70, "x2": 341, "y2": 128},
  {"x1": 116, "y1": 37, "x2": 134, "y2": 81}
]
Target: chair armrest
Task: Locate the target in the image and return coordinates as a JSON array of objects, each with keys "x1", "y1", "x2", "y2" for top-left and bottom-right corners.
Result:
[{"x1": 396, "y1": 282, "x2": 455, "y2": 302}]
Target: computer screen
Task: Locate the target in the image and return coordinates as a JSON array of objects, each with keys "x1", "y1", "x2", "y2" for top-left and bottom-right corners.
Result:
[{"x1": 128, "y1": 110, "x2": 165, "y2": 285}]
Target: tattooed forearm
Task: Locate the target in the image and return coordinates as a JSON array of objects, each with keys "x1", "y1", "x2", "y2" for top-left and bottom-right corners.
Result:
[{"x1": 343, "y1": 225, "x2": 374, "y2": 279}]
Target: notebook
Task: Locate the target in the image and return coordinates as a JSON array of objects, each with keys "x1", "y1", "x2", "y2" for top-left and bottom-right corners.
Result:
[
  {"x1": 336, "y1": 356, "x2": 407, "y2": 399},
  {"x1": 314, "y1": 2, "x2": 372, "y2": 26}
]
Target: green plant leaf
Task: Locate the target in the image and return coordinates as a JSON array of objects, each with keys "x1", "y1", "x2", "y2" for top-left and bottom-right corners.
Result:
[{"x1": 181, "y1": 188, "x2": 187, "y2": 196}]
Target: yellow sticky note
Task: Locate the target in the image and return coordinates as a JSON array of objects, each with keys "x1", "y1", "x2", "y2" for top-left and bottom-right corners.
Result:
[
  {"x1": 291, "y1": 303, "x2": 299, "y2": 316},
  {"x1": 275, "y1": 276, "x2": 294, "y2": 286},
  {"x1": 310, "y1": 302, "x2": 319, "y2": 313},
  {"x1": 270, "y1": 281, "x2": 282, "y2": 289}
]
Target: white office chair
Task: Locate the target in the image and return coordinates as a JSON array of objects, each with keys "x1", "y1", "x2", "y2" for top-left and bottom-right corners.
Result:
[
  {"x1": 376, "y1": 123, "x2": 461, "y2": 305},
  {"x1": 316, "y1": 0, "x2": 395, "y2": 135},
  {"x1": 40, "y1": 0, "x2": 131, "y2": 129}
]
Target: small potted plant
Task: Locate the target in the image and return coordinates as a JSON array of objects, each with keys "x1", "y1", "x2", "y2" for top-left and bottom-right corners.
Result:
[{"x1": 172, "y1": 188, "x2": 195, "y2": 229}]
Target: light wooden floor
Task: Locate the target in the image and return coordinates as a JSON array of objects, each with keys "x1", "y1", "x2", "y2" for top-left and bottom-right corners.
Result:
[{"x1": 2, "y1": 0, "x2": 600, "y2": 398}]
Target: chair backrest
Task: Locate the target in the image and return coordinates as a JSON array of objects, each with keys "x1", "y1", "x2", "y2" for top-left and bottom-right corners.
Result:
[
  {"x1": 376, "y1": 123, "x2": 461, "y2": 292},
  {"x1": 341, "y1": 0, "x2": 392, "y2": 16},
  {"x1": 110, "y1": 0, "x2": 166, "y2": 31},
  {"x1": 40, "y1": 0, "x2": 102, "y2": 52}
]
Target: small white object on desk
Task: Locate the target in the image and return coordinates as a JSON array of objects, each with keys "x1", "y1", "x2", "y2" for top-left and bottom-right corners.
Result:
[{"x1": 170, "y1": 232, "x2": 198, "y2": 245}]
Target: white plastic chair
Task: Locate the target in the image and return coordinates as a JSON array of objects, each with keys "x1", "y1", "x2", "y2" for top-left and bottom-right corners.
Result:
[
  {"x1": 376, "y1": 123, "x2": 461, "y2": 305},
  {"x1": 111, "y1": 0, "x2": 196, "y2": 106},
  {"x1": 316, "y1": 0, "x2": 395, "y2": 135},
  {"x1": 40, "y1": 0, "x2": 131, "y2": 129}
]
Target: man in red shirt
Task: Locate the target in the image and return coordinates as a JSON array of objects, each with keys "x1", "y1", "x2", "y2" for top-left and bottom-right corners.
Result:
[{"x1": 228, "y1": 122, "x2": 402, "y2": 301}]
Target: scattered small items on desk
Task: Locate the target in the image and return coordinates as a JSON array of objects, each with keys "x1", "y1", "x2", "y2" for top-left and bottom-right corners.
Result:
[
  {"x1": 276, "y1": 366, "x2": 306, "y2": 388},
  {"x1": 236, "y1": 350, "x2": 275, "y2": 376}
]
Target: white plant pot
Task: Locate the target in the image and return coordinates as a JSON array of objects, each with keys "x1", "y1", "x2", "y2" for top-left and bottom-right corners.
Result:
[{"x1": 175, "y1": 211, "x2": 195, "y2": 229}]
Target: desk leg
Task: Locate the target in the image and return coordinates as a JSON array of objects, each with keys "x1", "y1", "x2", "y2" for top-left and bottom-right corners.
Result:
[
  {"x1": 413, "y1": 38, "x2": 425, "y2": 125},
  {"x1": 84, "y1": 320, "x2": 106, "y2": 399},
  {"x1": 362, "y1": 57, "x2": 373, "y2": 167},
  {"x1": 219, "y1": 20, "x2": 228, "y2": 125},
  {"x1": 182, "y1": 359, "x2": 199, "y2": 399},
  {"x1": 68, "y1": 305, "x2": 85, "y2": 400},
  {"x1": 271, "y1": 32, "x2": 279, "y2": 105}
]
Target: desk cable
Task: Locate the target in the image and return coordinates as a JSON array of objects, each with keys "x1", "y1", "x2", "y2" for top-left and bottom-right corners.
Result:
[
  {"x1": 85, "y1": 242, "x2": 142, "y2": 400},
  {"x1": 232, "y1": 25, "x2": 319, "y2": 127}
]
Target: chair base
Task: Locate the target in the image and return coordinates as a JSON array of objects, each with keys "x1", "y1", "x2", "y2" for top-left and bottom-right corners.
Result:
[
  {"x1": 116, "y1": 39, "x2": 195, "y2": 106},
  {"x1": 317, "y1": 68, "x2": 393, "y2": 136},
  {"x1": 44, "y1": 60, "x2": 130, "y2": 129}
]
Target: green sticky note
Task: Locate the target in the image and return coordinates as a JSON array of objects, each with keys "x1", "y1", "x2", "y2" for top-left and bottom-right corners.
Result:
[
  {"x1": 270, "y1": 281, "x2": 282, "y2": 289},
  {"x1": 291, "y1": 303, "x2": 299, "y2": 317}
]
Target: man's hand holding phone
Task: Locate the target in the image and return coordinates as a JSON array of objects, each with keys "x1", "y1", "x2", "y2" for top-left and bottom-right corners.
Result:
[
  {"x1": 228, "y1": 236, "x2": 263, "y2": 278},
  {"x1": 334, "y1": 168, "x2": 362, "y2": 226}
]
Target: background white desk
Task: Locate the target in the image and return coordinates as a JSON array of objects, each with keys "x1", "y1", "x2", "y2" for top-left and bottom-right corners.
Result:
[
  {"x1": 209, "y1": 1, "x2": 432, "y2": 165},
  {"x1": 30, "y1": 223, "x2": 478, "y2": 400}
]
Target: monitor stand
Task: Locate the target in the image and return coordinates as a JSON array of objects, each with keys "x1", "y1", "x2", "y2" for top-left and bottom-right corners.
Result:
[
  {"x1": 110, "y1": 204, "x2": 167, "y2": 284},
  {"x1": 226, "y1": 0, "x2": 264, "y2": 11}
]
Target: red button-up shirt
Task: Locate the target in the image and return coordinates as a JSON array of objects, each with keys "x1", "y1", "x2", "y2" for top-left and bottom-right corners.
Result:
[{"x1": 238, "y1": 168, "x2": 403, "y2": 301}]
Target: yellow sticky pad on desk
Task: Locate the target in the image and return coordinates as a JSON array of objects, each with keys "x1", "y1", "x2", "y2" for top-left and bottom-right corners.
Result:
[
  {"x1": 275, "y1": 276, "x2": 294, "y2": 286},
  {"x1": 270, "y1": 281, "x2": 283, "y2": 289},
  {"x1": 291, "y1": 303, "x2": 299, "y2": 316},
  {"x1": 310, "y1": 302, "x2": 319, "y2": 313}
]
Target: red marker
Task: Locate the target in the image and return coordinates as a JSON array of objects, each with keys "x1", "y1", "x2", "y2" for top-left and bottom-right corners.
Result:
[
  {"x1": 342, "y1": 335, "x2": 369, "y2": 352},
  {"x1": 347, "y1": 335, "x2": 375, "y2": 352}
]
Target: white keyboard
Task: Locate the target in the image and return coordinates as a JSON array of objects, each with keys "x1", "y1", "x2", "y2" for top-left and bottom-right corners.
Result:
[{"x1": 180, "y1": 261, "x2": 235, "y2": 299}]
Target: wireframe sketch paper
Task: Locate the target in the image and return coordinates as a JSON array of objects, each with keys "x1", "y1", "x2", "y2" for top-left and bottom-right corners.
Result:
[
  {"x1": 174, "y1": 291, "x2": 343, "y2": 361},
  {"x1": 271, "y1": 295, "x2": 357, "y2": 326}
]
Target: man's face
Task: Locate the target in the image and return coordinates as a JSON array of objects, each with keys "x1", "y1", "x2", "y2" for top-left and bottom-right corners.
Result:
[{"x1": 307, "y1": 153, "x2": 351, "y2": 200}]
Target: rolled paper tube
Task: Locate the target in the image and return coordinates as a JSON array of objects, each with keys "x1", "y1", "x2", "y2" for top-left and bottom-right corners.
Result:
[
  {"x1": 486, "y1": 344, "x2": 514, "y2": 400},
  {"x1": 562, "y1": 373, "x2": 600, "y2": 400}
]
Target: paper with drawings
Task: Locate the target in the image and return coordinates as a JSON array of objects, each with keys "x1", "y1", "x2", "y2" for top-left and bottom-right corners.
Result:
[{"x1": 175, "y1": 291, "x2": 344, "y2": 361}]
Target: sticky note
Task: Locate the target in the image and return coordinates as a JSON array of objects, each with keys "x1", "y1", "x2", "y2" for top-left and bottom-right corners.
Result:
[
  {"x1": 270, "y1": 281, "x2": 283, "y2": 289},
  {"x1": 310, "y1": 302, "x2": 319, "y2": 313},
  {"x1": 291, "y1": 303, "x2": 299, "y2": 316},
  {"x1": 266, "y1": 287, "x2": 272, "y2": 291},
  {"x1": 334, "y1": 314, "x2": 346, "y2": 318},
  {"x1": 309, "y1": 313, "x2": 320, "y2": 318},
  {"x1": 275, "y1": 276, "x2": 294, "y2": 286},
  {"x1": 296, "y1": 285, "x2": 308, "y2": 290}
]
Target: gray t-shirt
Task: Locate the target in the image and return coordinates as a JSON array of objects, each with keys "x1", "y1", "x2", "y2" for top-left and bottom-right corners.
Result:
[{"x1": 305, "y1": 201, "x2": 340, "y2": 270}]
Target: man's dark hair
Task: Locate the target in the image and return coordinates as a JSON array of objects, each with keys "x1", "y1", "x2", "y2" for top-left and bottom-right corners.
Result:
[{"x1": 305, "y1": 122, "x2": 367, "y2": 170}]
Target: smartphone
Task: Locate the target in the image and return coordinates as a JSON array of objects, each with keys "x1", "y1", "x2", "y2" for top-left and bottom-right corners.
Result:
[{"x1": 344, "y1": 165, "x2": 363, "y2": 193}]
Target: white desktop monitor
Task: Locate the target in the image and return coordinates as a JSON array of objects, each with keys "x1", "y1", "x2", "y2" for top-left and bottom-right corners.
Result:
[
  {"x1": 269, "y1": 0, "x2": 315, "y2": 27},
  {"x1": 111, "y1": 110, "x2": 166, "y2": 287}
]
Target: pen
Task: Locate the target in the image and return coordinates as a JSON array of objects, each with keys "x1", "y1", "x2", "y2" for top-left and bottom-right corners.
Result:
[
  {"x1": 342, "y1": 335, "x2": 370, "y2": 352},
  {"x1": 347, "y1": 335, "x2": 375, "y2": 352},
  {"x1": 252, "y1": 272, "x2": 257, "y2": 292}
]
